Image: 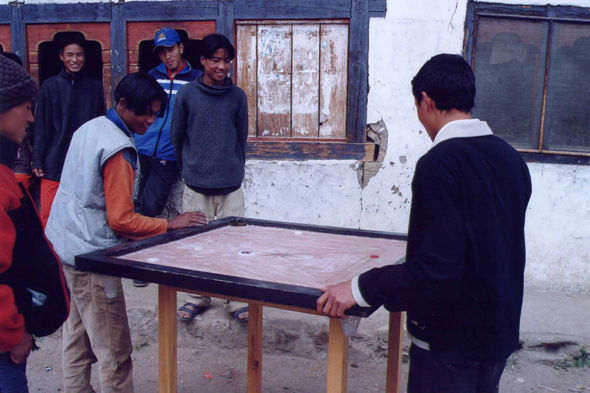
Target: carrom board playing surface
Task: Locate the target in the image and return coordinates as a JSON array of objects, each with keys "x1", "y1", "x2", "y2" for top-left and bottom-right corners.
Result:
[
  {"x1": 120, "y1": 224, "x2": 407, "y2": 290},
  {"x1": 76, "y1": 217, "x2": 408, "y2": 317}
]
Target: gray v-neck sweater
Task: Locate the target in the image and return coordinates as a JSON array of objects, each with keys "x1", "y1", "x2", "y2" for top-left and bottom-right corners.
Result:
[{"x1": 171, "y1": 75, "x2": 248, "y2": 189}]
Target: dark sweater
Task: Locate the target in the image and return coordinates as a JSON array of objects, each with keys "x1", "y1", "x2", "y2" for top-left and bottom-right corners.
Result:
[
  {"x1": 359, "y1": 135, "x2": 532, "y2": 361},
  {"x1": 33, "y1": 69, "x2": 106, "y2": 181},
  {"x1": 170, "y1": 75, "x2": 248, "y2": 190}
]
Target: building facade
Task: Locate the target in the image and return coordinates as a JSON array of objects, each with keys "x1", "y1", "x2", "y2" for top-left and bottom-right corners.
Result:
[{"x1": 2, "y1": 0, "x2": 588, "y2": 292}]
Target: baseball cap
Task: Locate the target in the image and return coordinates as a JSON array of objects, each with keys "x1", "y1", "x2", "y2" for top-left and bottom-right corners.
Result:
[{"x1": 153, "y1": 28, "x2": 181, "y2": 52}]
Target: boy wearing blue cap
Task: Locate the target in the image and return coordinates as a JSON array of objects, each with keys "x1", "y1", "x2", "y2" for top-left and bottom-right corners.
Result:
[{"x1": 132, "y1": 28, "x2": 202, "y2": 287}]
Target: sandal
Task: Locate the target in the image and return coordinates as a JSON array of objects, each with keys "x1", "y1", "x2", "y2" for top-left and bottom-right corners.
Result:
[
  {"x1": 177, "y1": 302, "x2": 207, "y2": 322},
  {"x1": 232, "y1": 307, "x2": 249, "y2": 323}
]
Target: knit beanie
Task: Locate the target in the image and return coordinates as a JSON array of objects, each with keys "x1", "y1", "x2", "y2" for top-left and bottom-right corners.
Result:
[{"x1": 0, "y1": 54, "x2": 38, "y2": 114}]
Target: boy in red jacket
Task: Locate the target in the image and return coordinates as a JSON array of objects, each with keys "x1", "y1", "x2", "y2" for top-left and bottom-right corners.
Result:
[{"x1": 0, "y1": 54, "x2": 70, "y2": 393}]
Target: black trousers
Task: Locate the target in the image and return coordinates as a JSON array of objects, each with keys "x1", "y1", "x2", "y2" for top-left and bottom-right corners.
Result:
[
  {"x1": 407, "y1": 344, "x2": 507, "y2": 393},
  {"x1": 135, "y1": 154, "x2": 179, "y2": 217}
]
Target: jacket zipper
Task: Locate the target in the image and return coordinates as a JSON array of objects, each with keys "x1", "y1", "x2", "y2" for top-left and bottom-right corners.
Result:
[{"x1": 151, "y1": 73, "x2": 175, "y2": 159}]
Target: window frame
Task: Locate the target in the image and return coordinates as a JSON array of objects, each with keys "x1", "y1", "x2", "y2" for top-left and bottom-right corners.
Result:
[{"x1": 465, "y1": 1, "x2": 590, "y2": 165}]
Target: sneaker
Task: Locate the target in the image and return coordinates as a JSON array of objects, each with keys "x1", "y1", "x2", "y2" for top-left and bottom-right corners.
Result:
[{"x1": 132, "y1": 280, "x2": 148, "y2": 287}]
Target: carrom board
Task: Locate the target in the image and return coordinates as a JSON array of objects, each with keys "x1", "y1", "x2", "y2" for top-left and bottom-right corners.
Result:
[{"x1": 76, "y1": 217, "x2": 408, "y2": 317}]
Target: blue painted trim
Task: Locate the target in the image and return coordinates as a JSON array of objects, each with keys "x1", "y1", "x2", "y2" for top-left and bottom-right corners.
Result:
[
  {"x1": 217, "y1": 0, "x2": 234, "y2": 45},
  {"x1": 10, "y1": 4, "x2": 25, "y2": 65},
  {"x1": 232, "y1": 0, "x2": 351, "y2": 19},
  {"x1": 0, "y1": 5, "x2": 10, "y2": 23},
  {"x1": 22, "y1": 2, "x2": 111, "y2": 24},
  {"x1": 110, "y1": 2, "x2": 126, "y2": 103},
  {"x1": 123, "y1": 1, "x2": 218, "y2": 22},
  {"x1": 347, "y1": 0, "x2": 370, "y2": 143}
]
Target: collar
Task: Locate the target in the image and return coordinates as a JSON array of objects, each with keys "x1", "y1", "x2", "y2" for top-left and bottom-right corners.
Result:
[
  {"x1": 58, "y1": 68, "x2": 85, "y2": 80},
  {"x1": 0, "y1": 134, "x2": 20, "y2": 168},
  {"x1": 168, "y1": 60, "x2": 187, "y2": 79},
  {"x1": 156, "y1": 60, "x2": 192, "y2": 78},
  {"x1": 196, "y1": 74, "x2": 233, "y2": 95},
  {"x1": 432, "y1": 119, "x2": 493, "y2": 148},
  {"x1": 106, "y1": 108, "x2": 133, "y2": 138}
]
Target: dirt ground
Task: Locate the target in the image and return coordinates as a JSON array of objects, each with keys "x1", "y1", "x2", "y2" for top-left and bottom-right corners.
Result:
[
  {"x1": 25, "y1": 335, "x2": 590, "y2": 392},
  {"x1": 25, "y1": 281, "x2": 590, "y2": 392}
]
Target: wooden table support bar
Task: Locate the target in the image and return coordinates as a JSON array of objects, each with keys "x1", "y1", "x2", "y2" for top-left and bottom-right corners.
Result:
[
  {"x1": 326, "y1": 318, "x2": 348, "y2": 393},
  {"x1": 247, "y1": 303, "x2": 263, "y2": 392},
  {"x1": 158, "y1": 285, "x2": 178, "y2": 393},
  {"x1": 386, "y1": 312, "x2": 404, "y2": 393}
]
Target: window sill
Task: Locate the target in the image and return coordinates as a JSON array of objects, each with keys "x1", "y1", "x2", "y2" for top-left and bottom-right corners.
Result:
[
  {"x1": 519, "y1": 151, "x2": 590, "y2": 166},
  {"x1": 246, "y1": 140, "x2": 377, "y2": 161}
]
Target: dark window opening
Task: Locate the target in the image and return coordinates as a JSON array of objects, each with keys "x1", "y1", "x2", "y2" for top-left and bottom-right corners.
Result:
[
  {"x1": 138, "y1": 29, "x2": 204, "y2": 73},
  {"x1": 467, "y1": 4, "x2": 590, "y2": 158},
  {"x1": 472, "y1": 18, "x2": 547, "y2": 151},
  {"x1": 38, "y1": 31, "x2": 103, "y2": 86}
]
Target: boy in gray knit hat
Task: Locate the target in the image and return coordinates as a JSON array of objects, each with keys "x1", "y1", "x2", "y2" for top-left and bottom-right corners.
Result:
[
  {"x1": 0, "y1": 54, "x2": 38, "y2": 114},
  {"x1": 0, "y1": 54, "x2": 70, "y2": 393},
  {"x1": 171, "y1": 34, "x2": 249, "y2": 323}
]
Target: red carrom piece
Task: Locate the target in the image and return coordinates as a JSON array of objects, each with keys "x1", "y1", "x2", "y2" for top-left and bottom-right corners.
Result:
[{"x1": 370, "y1": 255, "x2": 379, "y2": 258}]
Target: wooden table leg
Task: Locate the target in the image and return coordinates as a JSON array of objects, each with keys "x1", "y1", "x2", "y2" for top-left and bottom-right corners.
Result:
[
  {"x1": 158, "y1": 285, "x2": 177, "y2": 393},
  {"x1": 385, "y1": 312, "x2": 404, "y2": 393},
  {"x1": 327, "y1": 318, "x2": 348, "y2": 393},
  {"x1": 247, "y1": 303, "x2": 263, "y2": 393}
]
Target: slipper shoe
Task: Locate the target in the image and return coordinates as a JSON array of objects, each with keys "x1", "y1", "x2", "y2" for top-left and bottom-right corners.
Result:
[
  {"x1": 177, "y1": 302, "x2": 207, "y2": 322},
  {"x1": 232, "y1": 307, "x2": 249, "y2": 323}
]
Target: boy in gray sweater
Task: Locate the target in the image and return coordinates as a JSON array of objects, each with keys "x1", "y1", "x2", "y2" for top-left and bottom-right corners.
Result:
[{"x1": 171, "y1": 34, "x2": 249, "y2": 322}]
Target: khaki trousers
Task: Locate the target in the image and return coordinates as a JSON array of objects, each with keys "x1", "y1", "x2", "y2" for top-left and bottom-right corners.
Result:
[
  {"x1": 182, "y1": 185, "x2": 247, "y2": 313},
  {"x1": 62, "y1": 265, "x2": 134, "y2": 393}
]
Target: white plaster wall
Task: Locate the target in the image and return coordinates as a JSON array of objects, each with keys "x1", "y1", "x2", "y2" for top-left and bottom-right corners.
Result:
[
  {"x1": 244, "y1": 160, "x2": 363, "y2": 228},
  {"x1": 362, "y1": 0, "x2": 468, "y2": 234},
  {"x1": 525, "y1": 164, "x2": 590, "y2": 292}
]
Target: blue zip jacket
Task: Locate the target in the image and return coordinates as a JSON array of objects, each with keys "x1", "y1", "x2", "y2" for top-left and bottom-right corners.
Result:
[{"x1": 133, "y1": 61, "x2": 202, "y2": 161}]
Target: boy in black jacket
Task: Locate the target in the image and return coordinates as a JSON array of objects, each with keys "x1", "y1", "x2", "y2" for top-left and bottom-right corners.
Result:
[
  {"x1": 317, "y1": 54, "x2": 532, "y2": 393},
  {"x1": 32, "y1": 32, "x2": 105, "y2": 228},
  {"x1": 171, "y1": 34, "x2": 249, "y2": 322}
]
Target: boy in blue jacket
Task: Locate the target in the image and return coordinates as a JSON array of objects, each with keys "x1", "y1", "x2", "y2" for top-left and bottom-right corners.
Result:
[
  {"x1": 133, "y1": 28, "x2": 202, "y2": 287},
  {"x1": 134, "y1": 28, "x2": 202, "y2": 219}
]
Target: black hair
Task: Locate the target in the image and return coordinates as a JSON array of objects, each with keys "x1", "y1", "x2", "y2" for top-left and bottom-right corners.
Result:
[
  {"x1": 200, "y1": 34, "x2": 235, "y2": 61},
  {"x1": 1, "y1": 52, "x2": 23, "y2": 67},
  {"x1": 58, "y1": 32, "x2": 86, "y2": 55},
  {"x1": 114, "y1": 73, "x2": 168, "y2": 116},
  {"x1": 411, "y1": 54, "x2": 476, "y2": 113}
]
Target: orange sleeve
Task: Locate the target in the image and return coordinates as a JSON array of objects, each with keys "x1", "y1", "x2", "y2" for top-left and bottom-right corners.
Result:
[
  {"x1": 102, "y1": 151, "x2": 168, "y2": 240},
  {"x1": 0, "y1": 170, "x2": 25, "y2": 352}
]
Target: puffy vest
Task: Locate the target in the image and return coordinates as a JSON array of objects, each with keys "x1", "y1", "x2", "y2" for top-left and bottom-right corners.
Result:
[{"x1": 45, "y1": 116, "x2": 138, "y2": 266}]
